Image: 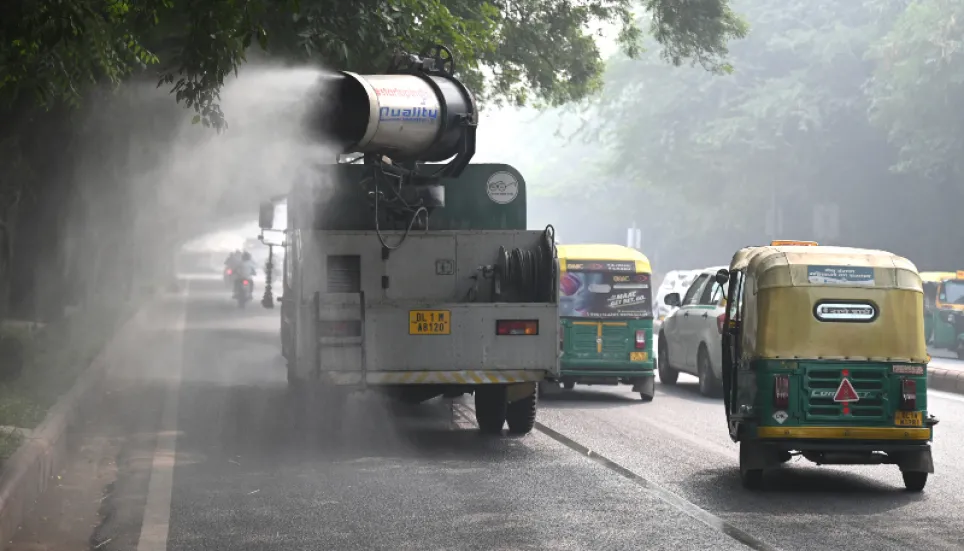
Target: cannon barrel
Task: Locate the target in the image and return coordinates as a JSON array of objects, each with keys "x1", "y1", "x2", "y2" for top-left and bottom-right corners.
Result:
[{"x1": 305, "y1": 70, "x2": 477, "y2": 163}]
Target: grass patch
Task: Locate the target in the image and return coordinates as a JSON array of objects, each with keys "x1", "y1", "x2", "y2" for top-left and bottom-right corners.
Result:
[{"x1": 0, "y1": 298, "x2": 142, "y2": 462}]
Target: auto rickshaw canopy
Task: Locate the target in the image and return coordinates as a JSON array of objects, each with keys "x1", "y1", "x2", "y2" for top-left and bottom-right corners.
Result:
[
  {"x1": 557, "y1": 243, "x2": 652, "y2": 274},
  {"x1": 729, "y1": 245, "x2": 926, "y2": 363},
  {"x1": 919, "y1": 271, "x2": 958, "y2": 283}
]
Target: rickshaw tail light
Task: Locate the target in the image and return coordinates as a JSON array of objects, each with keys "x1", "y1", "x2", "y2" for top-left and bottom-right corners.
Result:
[
  {"x1": 773, "y1": 374, "x2": 790, "y2": 409},
  {"x1": 900, "y1": 378, "x2": 917, "y2": 411},
  {"x1": 717, "y1": 314, "x2": 726, "y2": 334},
  {"x1": 635, "y1": 330, "x2": 646, "y2": 349}
]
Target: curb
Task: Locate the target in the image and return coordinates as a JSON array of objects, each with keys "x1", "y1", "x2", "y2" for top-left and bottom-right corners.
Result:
[
  {"x1": 928, "y1": 366, "x2": 964, "y2": 396},
  {"x1": 0, "y1": 295, "x2": 163, "y2": 550}
]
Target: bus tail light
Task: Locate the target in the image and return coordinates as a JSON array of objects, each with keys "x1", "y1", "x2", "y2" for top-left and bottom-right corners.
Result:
[
  {"x1": 634, "y1": 330, "x2": 646, "y2": 349},
  {"x1": 900, "y1": 378, "x2": 917, "y2": 411},
  {"x1": 497, "y1": 320, "x2": 539, "y2": 336},
  {"x1": 717, "y1": 313, "x2": 726, "y2": 334},
  {"x1": 774, "y1": 374, "x2": 790, "y2": 409}
]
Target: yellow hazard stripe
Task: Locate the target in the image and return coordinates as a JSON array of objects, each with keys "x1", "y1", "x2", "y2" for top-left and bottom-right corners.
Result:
[
  {"x1": 756, "y1": 426, "x2": 931, "y2": 440},
  {"x1": 353, "y1": 370, "x2": 543, "y2": 385}
]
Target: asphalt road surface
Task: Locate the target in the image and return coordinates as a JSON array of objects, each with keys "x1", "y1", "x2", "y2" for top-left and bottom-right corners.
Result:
[{"x1": 11, "y1": 275, "x2": 964, "y2": 551}]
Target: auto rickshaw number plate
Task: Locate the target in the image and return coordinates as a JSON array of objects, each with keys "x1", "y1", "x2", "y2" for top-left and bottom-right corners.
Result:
[
  {"x1": 630, "y1": 352, "x2": 648, "y2": 361},
  {"x1": 894, "y1": 411, "x2": 923, "y2": 427}
]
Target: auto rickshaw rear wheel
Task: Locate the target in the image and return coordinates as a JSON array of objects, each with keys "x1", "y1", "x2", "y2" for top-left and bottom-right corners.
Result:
[
  {"x1": 740, "y1": 468, "x2": 764, "y2": 490},
  {"x1": 902, "y1": 471, "x2": 927, "y2": 492},
  {"x1": 657, "y1": 334, "x2": 679, "y2": 384}
]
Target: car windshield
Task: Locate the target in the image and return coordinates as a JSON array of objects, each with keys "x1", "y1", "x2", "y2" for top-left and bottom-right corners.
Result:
[{"x1": 560, "y1": 268, "x2": 653, "y2": 319}]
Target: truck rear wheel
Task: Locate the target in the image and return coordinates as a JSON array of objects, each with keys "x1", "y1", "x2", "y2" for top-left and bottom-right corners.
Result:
[
  {"x1": 475, "y1": 386, "x2": 508, "y2": 434},
  {"x1": 902, "y1": 471, "x2": 928, "y2": 492},
  {"x1": 506, "y1": 389, "x2": 538, "y2": 435}
]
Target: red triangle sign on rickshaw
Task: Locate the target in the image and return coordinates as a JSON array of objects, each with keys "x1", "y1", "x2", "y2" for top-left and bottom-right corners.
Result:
[{"x1": 833, "y1": 378, "x2": 859, "y2": 403}]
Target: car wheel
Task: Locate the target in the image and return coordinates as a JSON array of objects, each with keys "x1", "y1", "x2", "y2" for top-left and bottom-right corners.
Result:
[
  {"x1": 658, "y1": 334, "x2": 679, "y2": 385},
  {"x1": 698, "y1": 345, "x2": 722, "y2": 398}
]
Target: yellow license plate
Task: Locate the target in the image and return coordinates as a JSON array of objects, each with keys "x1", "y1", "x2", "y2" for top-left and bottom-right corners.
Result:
[
  {"x1": 630, "y1": 351, "x2": 648, "y2": 362},
  {"x1": 409, "y1": 310, "x2": 451, "y2": 335},
  {"x1": 894, "y1": 411, "x2": 923, "y2": 427}
]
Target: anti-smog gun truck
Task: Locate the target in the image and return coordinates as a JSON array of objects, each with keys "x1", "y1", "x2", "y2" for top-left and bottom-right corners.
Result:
[{"x1": 257, "y1": 45, "x2": 560, "y2": 435}]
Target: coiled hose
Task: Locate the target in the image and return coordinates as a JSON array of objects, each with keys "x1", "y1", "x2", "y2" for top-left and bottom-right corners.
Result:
[{"x1": 493, "y1": 225, "x2": 557, "y2": 303}]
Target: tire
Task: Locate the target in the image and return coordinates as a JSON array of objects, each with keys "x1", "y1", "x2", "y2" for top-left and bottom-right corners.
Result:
[
  {"x1": 902, "y1": 471, "x2": 928, "y2": 492},
  {"x1": 638, "y1": 376, "x2": 655, "y2": 402},
  {"x1": 957, "y1": 344, "x2": 964, "y2": 361},
  {"x1": 740, "y1": 468, "x2": 764, "y2": 490},
  {"x1": 506, "y1": 388, "x2": 538, "y2": 435},
  {"x1": 563, "y1": 381, "x2": 575, "y2": 390},
  {"x1": 739, "y1": 441, "x2": 765, "y2": 490},
  {"x1": 698, "y1": 346, "x2": 722, "y2": 398},
  {"x1": 475, "y1": 386, "x2": 508, "y2": 434},
  {"x1": 657, "y1": 334, "x2": 679, "y2": 385}
]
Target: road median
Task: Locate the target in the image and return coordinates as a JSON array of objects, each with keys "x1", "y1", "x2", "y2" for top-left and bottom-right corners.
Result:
[
  {"x1": 0, "y1": 291, "x2": 168, "y2": 551},
  {"x1": 928, "y1": 365, "x2": 964, "y2": 396}
]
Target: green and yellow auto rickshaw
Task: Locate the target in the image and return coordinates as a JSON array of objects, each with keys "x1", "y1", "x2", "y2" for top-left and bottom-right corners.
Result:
[
  {"x1": 921, "y1": 270, "x2": 964, "y2": 357},
  {"x1": 716, "y1": 241, "x2": 938, "y2": 491},
  {"x1": 555, "y1": 244, "x2": 656, "y2": 401}
]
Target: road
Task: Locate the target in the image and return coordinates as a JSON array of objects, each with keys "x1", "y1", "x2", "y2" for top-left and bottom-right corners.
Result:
[{"x1": 11, "y1": 275, "x2": 964, "y2": 551}]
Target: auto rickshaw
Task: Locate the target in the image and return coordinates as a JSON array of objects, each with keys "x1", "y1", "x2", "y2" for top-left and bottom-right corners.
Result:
[
  {"x1": 716, "y1": 241, "x2": 938, "y2": 491},
  {"x1": 921, "y1": 270, "x2": 964, "y2": 357},
  {"x1": 554, "y1": 244, "x2": 656, "y2": 400}
]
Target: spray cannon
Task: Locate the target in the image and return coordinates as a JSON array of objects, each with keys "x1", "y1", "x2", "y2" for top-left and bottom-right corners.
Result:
[{"x1": 301, "y1": 44, "x2": 478, "y2": 220}]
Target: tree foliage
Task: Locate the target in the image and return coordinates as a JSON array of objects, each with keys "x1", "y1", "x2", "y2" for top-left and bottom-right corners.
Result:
[
  {"x1": 519, "y1": 0, "x2": 964, "y2": 269},
  {"x1": 2, "y1": 0, "x2": 747, "y2": 128}
]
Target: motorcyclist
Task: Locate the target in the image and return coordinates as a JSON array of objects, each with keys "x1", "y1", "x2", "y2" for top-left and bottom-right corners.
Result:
[{"x1": 233, "y1": 251, "x2": 258, "y2": 298}]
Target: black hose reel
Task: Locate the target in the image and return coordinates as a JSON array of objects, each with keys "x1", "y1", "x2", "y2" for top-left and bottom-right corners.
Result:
[{"x1": 493, "y1": 225, "x2": 558, "y2": 303}]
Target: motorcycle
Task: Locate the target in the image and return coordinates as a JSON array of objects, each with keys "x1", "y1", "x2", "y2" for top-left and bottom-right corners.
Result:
[{"x1": 233, "y1": 275, "x2": 253, "y2": 308}]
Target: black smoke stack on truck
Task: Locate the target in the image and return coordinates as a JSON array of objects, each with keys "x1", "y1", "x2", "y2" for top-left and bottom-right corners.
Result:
[{"x1": 260, "y1": 45, "x2": 559, "y2": 435}]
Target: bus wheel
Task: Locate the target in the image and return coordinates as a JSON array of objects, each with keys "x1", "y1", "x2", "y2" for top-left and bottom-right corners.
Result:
[
  {"x1": 658, "y1": 334, "x2": 679, "y2": 385},
  {"x1": 902, "y1": 471, "x2": 928, "y2": 492},
  {"x1": 475, "y1": 385, "x2": 508, "y2": 434}
]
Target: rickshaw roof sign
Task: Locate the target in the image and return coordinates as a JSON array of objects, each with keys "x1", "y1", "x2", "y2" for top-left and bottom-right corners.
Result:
[{"x1": 770, "y1": 240, "x2": 818, "y2": 247}]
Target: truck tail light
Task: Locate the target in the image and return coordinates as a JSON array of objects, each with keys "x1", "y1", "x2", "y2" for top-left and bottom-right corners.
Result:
[
  {"x1": 497, "y1": 320, "x2": 539, "y2": 336},
  {"x1": 774, "y1": 374, "x2": 790, "y2": 409},
  {"x1": 717, "y1": 313, "x2": 726, "y2": 334},
  {"x1": 634, "y1": 330, "x2": 646, "y2": 349},
  {"x1": 900, "y1": 378, "x2": 917, "y2": 411}
]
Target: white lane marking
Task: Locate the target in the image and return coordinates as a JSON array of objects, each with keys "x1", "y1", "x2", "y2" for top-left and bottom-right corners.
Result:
[{"x1": 137, "y1": 285, "x2": 189, "y2": 551}]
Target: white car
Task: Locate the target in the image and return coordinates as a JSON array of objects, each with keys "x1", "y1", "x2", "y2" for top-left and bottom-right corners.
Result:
[
  {"x1": 653, "y1": 269, "x2": 700, "y2": 321},
  {"x1": 657, "y1": 266, "x2": 728, "y2": 397}
]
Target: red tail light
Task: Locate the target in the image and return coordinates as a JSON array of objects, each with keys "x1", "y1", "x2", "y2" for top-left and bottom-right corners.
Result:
[
  {"x1": 900, "y1": 378, "x2": 917, "y2": 411},
  {"x1": 773, "y1": 374, "x2": 790, "y2": 409},
  {"x1": 242, "y1": 279, "x2": 250, "y2": 286},
  {"x1": 717, "y1": 313, "x2": 726, "y2": 334},
  {"x1": 496, "y1": 320, "x2": 539, "y2": 335},
  {"x1": 634, "y1": 329, "x2": 646, "y2": 349},
  {"x1": 226, "y1": 268, "x2": 233, "y2": 275}
]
